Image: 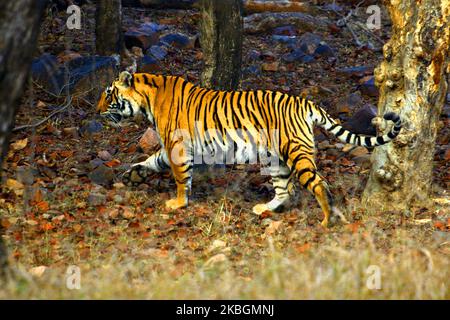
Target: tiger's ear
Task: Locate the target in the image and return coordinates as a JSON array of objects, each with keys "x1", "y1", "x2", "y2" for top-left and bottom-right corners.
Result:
[{"x1": 118, "y1": 71, "x2": 133, "y2": 87}]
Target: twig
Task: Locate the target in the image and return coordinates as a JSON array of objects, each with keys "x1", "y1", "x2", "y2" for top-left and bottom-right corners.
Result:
[{"x1": 13, "y1": 96, "x2": 73, "y2": 132}]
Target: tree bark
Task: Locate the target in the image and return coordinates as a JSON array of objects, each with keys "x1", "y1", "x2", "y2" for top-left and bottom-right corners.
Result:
[
  {"x1": 0, "y1": 0, "x2": 47, "y2": 279},
  {"x1": 95, "y1": 0, "x2": 124, "y2": 56},
  {"x1": 199, "y1": 0, "x2": 243, "y2": 90},
  {"x1": 362, "y1": 0, "x2": 450, "y2": 212}
]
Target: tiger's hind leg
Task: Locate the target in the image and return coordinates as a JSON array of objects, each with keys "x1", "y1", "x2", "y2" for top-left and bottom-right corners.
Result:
[
  {"x1": 252, "y1": 161, "x2": 294, "y2": 215},
  {"x1": 290, "y1": 155, "x2": 347, "y2": 227},
  {"x1": 122, "y1": 149, "x2": 170, "y2": 187},
  {"x1": 164, "y1": 145, "x2": 193, "y2": 211}
]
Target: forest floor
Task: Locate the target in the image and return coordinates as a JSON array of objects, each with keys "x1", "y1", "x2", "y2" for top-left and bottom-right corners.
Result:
[{"x1": 1, "y1": 2, "x2": 449, "y2": 299}]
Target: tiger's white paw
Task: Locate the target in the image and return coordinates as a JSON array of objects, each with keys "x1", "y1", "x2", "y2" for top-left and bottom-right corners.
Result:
[{"x1": 252, "y1": 203, "x2": 271, "y2": 215}]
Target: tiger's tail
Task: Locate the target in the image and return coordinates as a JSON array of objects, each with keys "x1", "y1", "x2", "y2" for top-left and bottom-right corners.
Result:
[{"x1": 319, "y1": 109, "x2": 402, "y2": 148}]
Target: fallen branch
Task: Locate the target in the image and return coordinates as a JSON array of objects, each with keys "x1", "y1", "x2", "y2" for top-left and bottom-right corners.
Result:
[
  {"x1": 13, "y1": 96, "x2": 73, "y2": 132},
  {"x1": 244, "y1": 1, "x2": 312, "y2": 14},
  {"x1": 124, "y1": 0, "x2": 312, "y2": 14},
  {"x1": 244, "y1": 12, "x2": 328, "y2": 34}
]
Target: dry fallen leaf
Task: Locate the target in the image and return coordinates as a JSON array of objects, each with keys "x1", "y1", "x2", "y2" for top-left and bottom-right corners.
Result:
[
  {"x1": 265, "y1": 220, "x2": 282, "y2": 235},
  {"x1": 35, "y1": 201, "x2": 50, "y2": 212},
  {"x1": 25, "y1": 219, "x2": 38, "y2": 226},
  {"x1": 29, "y1": 266, "x2": 48, "y2": 278},
  {"x1": 104, "y1": 159, "x2": 121, "y2": 168},
  {"x1": 208, "y1": 239, "x2": 227, "y2": 253},
  {"x1": 11, "y1": 138, "x2": 28, "y2": 151},
  {"x1": 6, "y1": 178, "x2": 24, "y2": 196},
  {"x1": 204, "y1": 253, "x2": 227, "y2": 267}
]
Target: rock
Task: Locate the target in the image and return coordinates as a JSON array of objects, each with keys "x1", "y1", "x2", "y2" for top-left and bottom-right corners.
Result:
[
  {"x1": 326, "y1": 148, "x2": 339, "y2": 157},
  {"x1": 138, "y1": 56, "x2": 161, "y2": 73},
  {"x1": 88, "y1": 165, "x2": 115, "y2": 186},
  {"x1": 260, "y1": 51, "x2": 277, "y2": 61},
  {"x1": 124, "y1": 29, "x2": 159, "y2": 50},
  {"x1": 16, "y1": 166, "x2": 36, "y2": 185},
  {"x1": 243, "y1": 65, "x2": 262, "y2": 76},
  {"x1": 318, "y1": 140, "x2": 334, "y2": 150},
  {"x1": 89, "y1": 158, "x2": 104, "y2": 170},
  {"x1": 147, "y1": 45, "x2": 167, "y2": 60},
  {"x1": 31, "y1": 54, "x2": 60, "y2": 94},
  {"x1": 62, "y1": 127, "x2": 79, "y2": 138},
  {"x1": 262, "y1": 62, "x2": 279, "y2": 72},
  {"x1": 282, "y1": 49, "x2": 314, "y2": 63},
  {"x1": 342, "y1": 104, "x2": 377, "y2": 136},
  {"x1": 88, "y1": 192, "x2": 107, "y2": 206},
  {"x1": 98, "y1": 150, "x2": 113, "y2": 161},
  {"x1": 138, "y1": 22, "x2": 167, "y2": 33},
  {"x1": 358, "y1": 76, "x2": 378, "y2": 97},
  {"x1": 79, "y1": 120, "x2": 103, "y2": 135},
  {"x1": 139, "y1": 128, "x2": 160, "y2": 154},
  {"x1": 31, "y1": 54, "x2": 117, "y2": 96},
  {"x1": 322, "y1": 3, "x2": 343, "y2": 12},
  {"x1": 298, "y1": 32, "x2": 322, "y2": 55},
  {"x1": 314, "y1": 43, "x2": 335, "y2": 57},
  {"x1": 337, "y1": 66, "x2": 373, "y2": 79},
  {"x1": 336, "y1": 92, "x2": 363, "y2": 114},
  {"x1": 349, "y1": 146, "x2": 369, "y2": 158},
  {"x1": 272, "y1": 35, "x2": 297, "y2": 45},
  {"x1": 353, "y1": 154, "x2": 371, "y2": 168},
  {"x1": 159, "y1": 33, "x2": 191, "y2": 49},
  {"x1": 68, "y1": 56, "x2": 118, "y2": 96},
  {"x1": 247, "y1": 49, "x2": 262, "y2": 61},
  {"x1": 273, "y1": 25, "x2": 297, "y2": 36},
  {"x1": 57, "y1": 50, "x2": 83, "y2": 63}
]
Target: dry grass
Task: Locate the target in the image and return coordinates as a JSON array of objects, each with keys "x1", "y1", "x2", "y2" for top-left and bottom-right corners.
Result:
[{"x1": 1, "y1": 185, "x2": 449, "y2": 299}]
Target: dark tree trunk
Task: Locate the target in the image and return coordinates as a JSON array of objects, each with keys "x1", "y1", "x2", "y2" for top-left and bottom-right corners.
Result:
[
  {"x1": 199, "y1": 0, "x2": 243, "y2": 90},
  {"x1": 95, "y1": 0, "x2": 124, "y2": 56},
  {"x1": 0, "y1": 0, "x2": 47, "y2": 279},
  {"x1": 362, "y1": 0, "x2": 450, "y2": 211}
]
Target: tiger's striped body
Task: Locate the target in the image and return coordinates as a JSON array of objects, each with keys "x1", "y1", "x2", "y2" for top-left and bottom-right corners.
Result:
[{"x1": 98, "y1": 71, "x2": 402, "y2": 227}]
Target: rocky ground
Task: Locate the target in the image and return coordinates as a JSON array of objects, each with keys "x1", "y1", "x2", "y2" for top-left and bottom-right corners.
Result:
[{"x1": 0, "y1": 1, "x2": 449, "y2": 299}]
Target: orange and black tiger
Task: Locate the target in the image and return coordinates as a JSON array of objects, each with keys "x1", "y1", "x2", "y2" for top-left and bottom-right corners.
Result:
[{"x1": 97, "y1": 71, "x2": 402, "y2": 227}]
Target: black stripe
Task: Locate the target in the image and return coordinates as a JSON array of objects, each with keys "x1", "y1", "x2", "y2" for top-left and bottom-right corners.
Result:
[
  {"x1": 376, "y1": 136, "x2": 385, "y2": 145},
  {"x1": 335, "y1": 127, "x2": 345, "y2": 137}
]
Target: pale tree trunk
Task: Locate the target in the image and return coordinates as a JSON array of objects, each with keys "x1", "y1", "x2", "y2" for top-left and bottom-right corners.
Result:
[
  {"x1": 0, "y1": 0, "x2": 47, "y2": 279},
  {"x1": 362, "y1": 0, "x2": 450, "y2": 212},
  {"x1": 95, "y1": 0, "x2": 124, "y2": 56},
  {"x1": 199, "y1": 0, "x2": 243, "y2": 90}
]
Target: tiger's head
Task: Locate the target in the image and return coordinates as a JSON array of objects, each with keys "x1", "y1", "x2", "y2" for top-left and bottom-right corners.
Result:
[{"x1": 97, "y1": 71, "x2": 148, "y2": 124}]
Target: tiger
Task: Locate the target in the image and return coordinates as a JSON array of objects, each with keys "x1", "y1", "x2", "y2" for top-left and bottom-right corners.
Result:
[{"x1": 97, "y1": 71, "x2": 402, "y2": 227}]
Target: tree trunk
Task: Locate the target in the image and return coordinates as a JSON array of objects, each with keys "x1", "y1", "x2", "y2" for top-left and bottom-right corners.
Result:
[
  {"x1": 199, "y1": 0, "x2": 243, "y2": 90},
  {"x1": 0, "y1": 0, "x2": 47, "y2": 279},
  {"x1": 362, "y1": 0, "x2": 450, "y2": 212},
  {"x1": 95, "y1": 0, "x2": 124, "y2": 56}
]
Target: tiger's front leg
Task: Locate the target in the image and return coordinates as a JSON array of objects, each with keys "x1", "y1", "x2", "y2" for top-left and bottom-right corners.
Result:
[{"x1": 122, "y1": 149, "x2": 170, "y2": 186}]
